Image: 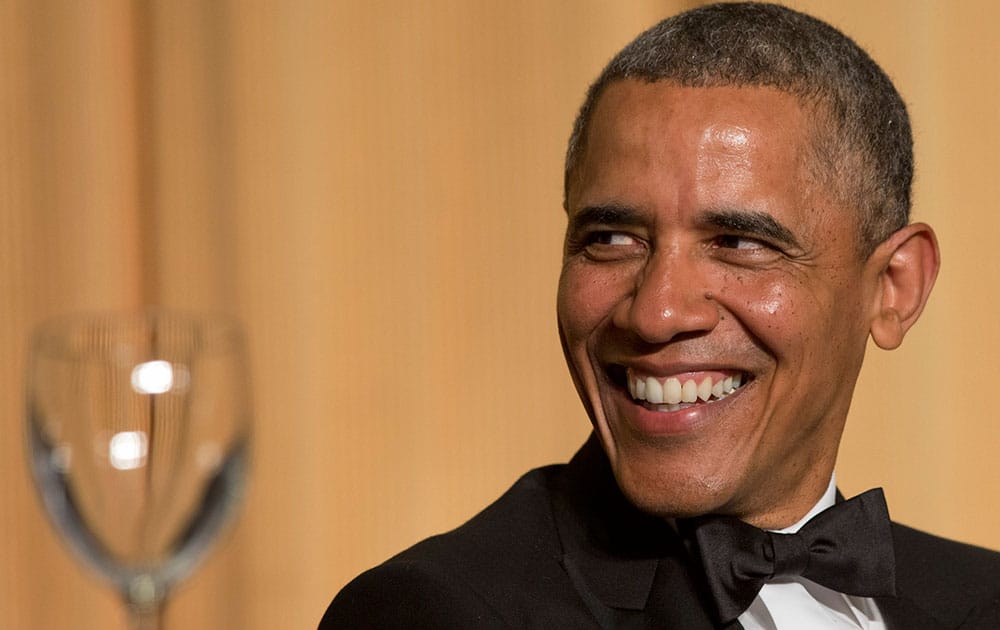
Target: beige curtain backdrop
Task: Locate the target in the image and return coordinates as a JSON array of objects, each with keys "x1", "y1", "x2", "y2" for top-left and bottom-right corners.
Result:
[{"x1": 2, "y1": 1, "x2": 997, "y2": 628}]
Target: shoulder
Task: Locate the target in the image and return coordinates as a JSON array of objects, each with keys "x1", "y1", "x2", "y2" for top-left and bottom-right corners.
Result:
[
  {"x1": 319, "y1": 558, "x2": 511, "y2": 629},
  {"x1": 891, "y1": 522, "x2": 1000, "y2": 624},
  {"x1": 892, "y1": 522, "x2": 1000, "y2": 587},
  {"x1": 319, "y1": 464, "x2": 582, "y2": 629}
]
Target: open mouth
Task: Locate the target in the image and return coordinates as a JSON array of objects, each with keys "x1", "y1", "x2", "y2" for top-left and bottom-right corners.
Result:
[{"x1": 612, "y1": 366, "x2": 750, "y2": 412}]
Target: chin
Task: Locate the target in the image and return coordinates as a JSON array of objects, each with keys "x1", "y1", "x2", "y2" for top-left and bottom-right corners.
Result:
[{"x1": 607, "y1": 442, "x2": 741, "y2": 519}]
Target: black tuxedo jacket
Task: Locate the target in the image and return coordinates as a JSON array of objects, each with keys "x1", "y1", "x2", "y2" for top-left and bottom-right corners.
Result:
[{"x1": 320, "y1": 436, "x2": 1000, "y2": 629}]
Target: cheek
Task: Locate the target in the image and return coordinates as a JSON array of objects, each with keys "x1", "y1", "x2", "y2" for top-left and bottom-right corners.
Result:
[
  {"x1": 751, "y1": 283, "x2": 806, "y2": 334},
  {"x1": 715, "y1": 275, "x2": 815, "y2": 358},
  {"x1": 716, "y1": 272, "x2": 865, "y2": 369},
  {"x1": 557, "y1": 263, "x2": 630, "y2": 340},
  {"x1": 717, "y1": 274, "x2": 794, "y2": 325},
  {"x1": 557, "y1": 271, "x2": 595, "y2": 354}
]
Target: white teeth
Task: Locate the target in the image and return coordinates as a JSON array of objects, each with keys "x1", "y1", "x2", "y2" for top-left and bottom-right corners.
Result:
[
  {"x1": 645, "y1": 377, "x2": 663, "y2": 404},
  {"x1": 681, "y1": 379, "x2": 698, "y2": 403},
  {"x1": 627, "y1": 371, "x2": 746, "y2": 407},
  {"x1": 697, "y1": 378, "x2": 712, "y2": 402},
  {"x1": 664, "y1": 377, "x2": 682, "y2": 404},
  {"x1": 711, "y1": 379, "x2": 725, "y2": 399}
]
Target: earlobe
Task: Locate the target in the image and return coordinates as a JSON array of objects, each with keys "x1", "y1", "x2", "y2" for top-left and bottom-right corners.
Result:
[{"x1": 869, "y1": 222, "x2": 940, "y2": 350}]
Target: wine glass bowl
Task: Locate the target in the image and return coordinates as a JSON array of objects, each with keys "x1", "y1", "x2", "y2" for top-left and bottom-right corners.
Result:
[{"x1": 26, "y1": 310, "x2": 251, "y2": 628}]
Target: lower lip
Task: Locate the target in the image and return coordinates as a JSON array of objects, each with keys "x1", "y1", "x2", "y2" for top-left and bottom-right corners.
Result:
[{"x1": 615, "y1": 385, "x2": 744, "y2": 437}]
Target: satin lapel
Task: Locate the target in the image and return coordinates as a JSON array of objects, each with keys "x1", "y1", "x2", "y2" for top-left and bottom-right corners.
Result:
[
  {"x1": 644, "y1": 552, "x2": 731, "y2": 630},
  {"x1": 561, "y1": 549, "x2": 658, "y2": 630},
  {"x1": 552, "y1": 437, "x2": 664, "y2": 629},
  {"x1": 553, "y1": 436, "x2": 722, "y2": 629},
  {"x1": 561, "y1": 550, "x2": 725, "y2": 630}
]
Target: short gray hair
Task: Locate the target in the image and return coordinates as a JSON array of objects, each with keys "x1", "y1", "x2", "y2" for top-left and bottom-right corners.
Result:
[{"x1": 564, "y1": 2, "x2": 912, "y2": 258}]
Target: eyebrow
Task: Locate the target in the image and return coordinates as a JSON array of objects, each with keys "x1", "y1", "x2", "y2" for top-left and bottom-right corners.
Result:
[
  {"x1": 700, "y1": 208, "x2": 802, "y2": 250},
  {"x1": 567, "y1": 204, "x2": 645, "y2": 234},
  {"x1": 568, "y1": 204, "x2": 804, "y2": 251}
]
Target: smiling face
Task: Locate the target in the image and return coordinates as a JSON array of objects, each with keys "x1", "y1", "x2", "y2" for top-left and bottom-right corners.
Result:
[{"x1": 558, "y1": 80, "x2": 887, "y2": 528}]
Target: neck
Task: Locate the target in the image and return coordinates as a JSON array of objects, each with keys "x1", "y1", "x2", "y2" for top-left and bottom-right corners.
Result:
[
  {"x1": 739, "y1": 470, "x2": 837, "y2": 530},
  {"x1": 768, "y1": 474, "x2": 837, "y2": 533}
]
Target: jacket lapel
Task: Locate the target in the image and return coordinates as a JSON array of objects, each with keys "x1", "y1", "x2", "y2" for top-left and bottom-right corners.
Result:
[
  {"x1": 552, "y1": 436, "x2": 722, "y2": 629},
  {"x1": 561, "y1": 549, "x2": 658, "y2": 629},
  {"x1": 644, "y1": 552, "x2": 736, "y2": 629},
  {"x1": 560, "y1": 547, "x2": 721, "y2": 630},
  {"x1": 550, "y1": 452, "x2": 993, "y2": 630}
]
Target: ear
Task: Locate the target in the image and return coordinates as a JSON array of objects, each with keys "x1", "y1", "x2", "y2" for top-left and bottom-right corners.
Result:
[{"x1": 868, "y1": 222, "x2": 940, "y2": 350}]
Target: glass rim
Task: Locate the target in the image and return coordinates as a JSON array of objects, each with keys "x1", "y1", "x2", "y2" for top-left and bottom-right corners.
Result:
[{"x1": 31, "y1": 307, "x2": 247, "y2": 360}]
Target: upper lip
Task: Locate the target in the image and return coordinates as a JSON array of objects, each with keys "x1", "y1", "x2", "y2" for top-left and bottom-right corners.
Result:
[{"x1": 608, "y1": 359, "x2": 749, "y2": 378}]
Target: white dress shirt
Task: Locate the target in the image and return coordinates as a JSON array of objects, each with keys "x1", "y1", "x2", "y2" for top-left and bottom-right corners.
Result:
[{"x1": 736, "y1": 475, "x2": 887, "y2": 630}]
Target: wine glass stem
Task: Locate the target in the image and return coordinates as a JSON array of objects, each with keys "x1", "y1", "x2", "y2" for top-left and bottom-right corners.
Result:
[
  {"x1": 128, "y1": 602, "x2": 165, "y2": 630},
  {"x1": 125, "y1": 576, "x2": 166, "y2": 630}
]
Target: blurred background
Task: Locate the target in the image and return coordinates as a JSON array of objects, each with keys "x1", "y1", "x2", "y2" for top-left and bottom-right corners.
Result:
[{"x1": 1, "y1": 0, "x2": 998, "y2": 627}]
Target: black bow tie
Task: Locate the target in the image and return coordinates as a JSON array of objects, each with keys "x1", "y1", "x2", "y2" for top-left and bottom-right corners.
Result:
[{"x1": 680, "y1": 488, "x2": 897, "y2": 624}]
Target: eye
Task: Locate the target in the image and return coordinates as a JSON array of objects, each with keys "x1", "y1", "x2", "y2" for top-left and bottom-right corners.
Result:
[
  {"x1": 569, "y1": 230, "x2": 645, "y2": 262},
  {"x1": 709, "y1": 233, "x2": 789, "y2": 268},
  {"x1": 713, "y1": 234, "x2": 770, "y2": 251},
  {"x1": 590, "y1": 231, "x2": 638, "y2": 247}
]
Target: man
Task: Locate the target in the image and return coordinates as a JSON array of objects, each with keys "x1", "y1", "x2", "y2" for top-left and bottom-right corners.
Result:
[{"x1": 320, "y1": 3, "x2": 1000, "y2": 628}]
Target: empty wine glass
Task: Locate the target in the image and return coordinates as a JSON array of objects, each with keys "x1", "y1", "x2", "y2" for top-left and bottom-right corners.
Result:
[{"x1": 26, "y1": 309, "x2": 252, "y2": 629}]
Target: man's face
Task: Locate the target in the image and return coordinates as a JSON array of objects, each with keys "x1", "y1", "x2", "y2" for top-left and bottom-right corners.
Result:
[{"x1": 558, "y1": 80, "x2": 884, "y2": 527}]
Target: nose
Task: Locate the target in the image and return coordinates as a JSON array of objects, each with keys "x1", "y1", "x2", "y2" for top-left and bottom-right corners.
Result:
[{"x1": 612, "y1": 249, "x2": 720, "y2": 344}]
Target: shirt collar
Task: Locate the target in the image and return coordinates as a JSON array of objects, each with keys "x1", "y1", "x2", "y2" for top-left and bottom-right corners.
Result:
[{"x1": 770, "y1": 473, "x2": 838, "y2": 534}]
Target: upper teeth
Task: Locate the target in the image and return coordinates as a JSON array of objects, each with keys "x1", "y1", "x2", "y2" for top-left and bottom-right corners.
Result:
[{"x1": 627, "y1": 372, "x2": 743, "y2": 405}]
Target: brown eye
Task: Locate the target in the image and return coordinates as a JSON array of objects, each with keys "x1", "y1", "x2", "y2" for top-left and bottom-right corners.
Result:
[
  {"x1": 574, "y1": 230, "x2": 645, "y2": 262},
  {"x1": 592, "y1": 231, "x2": 638, "y2": 246},
  {"x1": 715, "y1": 234, "x2": 766, "y2": 250}
]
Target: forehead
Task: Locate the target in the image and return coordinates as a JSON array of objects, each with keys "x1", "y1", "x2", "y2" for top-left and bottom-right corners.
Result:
[
  {"x1": 568, "y1": 80, "x2": 854, "y2": 245},
  {"x1": 574, "y1": 80, "x2": 814, "y2": 200}
]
